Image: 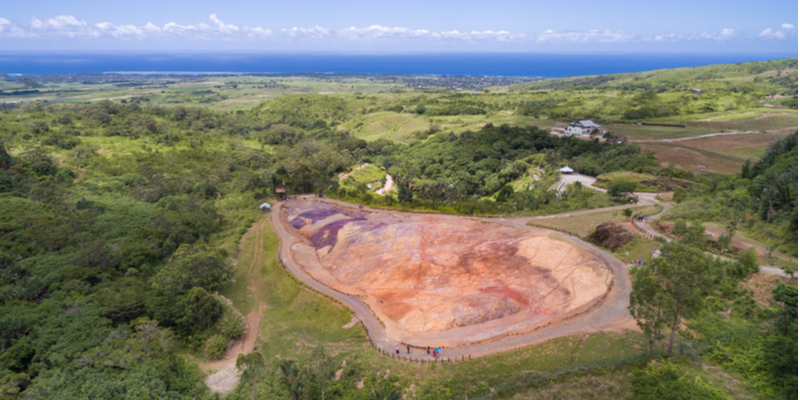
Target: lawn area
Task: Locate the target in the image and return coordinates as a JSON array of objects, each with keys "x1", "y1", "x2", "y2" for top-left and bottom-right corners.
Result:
[
  {"x1": 527, "y1": 205, "x2": 661, "y2": 237},
  {"x1": 347, "y1": 164, "x2": 386, "y2": 185},
  {"x1": 614, "y1": 237, "x2": 662, "y2": 264},
  {"x1": 343, "y1": 112, "x2": 431, "y2": 143}
]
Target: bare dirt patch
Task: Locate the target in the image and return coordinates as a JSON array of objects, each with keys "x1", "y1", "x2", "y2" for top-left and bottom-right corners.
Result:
[
  {"x1": 739, "y1": 272, "x2": 797, "y2": 308},
  {"x1": 283, "y1": 201, "x2": 613, "y2": 346},
  {"x1": 587, "y1": 223, "x2": 634, "y2": 251},
  {"x1": 637, "y1": 143, "x2": 741, "y2": 174},
  {"x1": 683, "y1": 132, "x2": 788, "y2": 153}
]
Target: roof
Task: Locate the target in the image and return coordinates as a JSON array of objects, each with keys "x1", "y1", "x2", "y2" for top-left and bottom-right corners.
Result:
[
  {"x1": 259, "y1": 202, "x2": 271, "y2": 209},
  {"x1": 578, "y1": 120, "x2": 602, "y2": 128},
  {"x1": 275, "y1": 185, "x2": 287, "y2": 193},
  {"x1": 559, "y1": 166, "x2": 574, "y2": 173}
]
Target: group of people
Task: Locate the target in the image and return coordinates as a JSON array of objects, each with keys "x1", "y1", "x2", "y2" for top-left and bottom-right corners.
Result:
[
  {"x1": 395, "y1": 345, "x2": 442, "y2": 358},
  {"x1": 635, "y1": 215, "x2": 650, "y2": 223}
]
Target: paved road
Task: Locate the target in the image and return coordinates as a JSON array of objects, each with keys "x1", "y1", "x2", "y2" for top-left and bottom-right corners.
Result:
[{"x1": 270, "y1": 198, "x2": 634, "y2": 361}]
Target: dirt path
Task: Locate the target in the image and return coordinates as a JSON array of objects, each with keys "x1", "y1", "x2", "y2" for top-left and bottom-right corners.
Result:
[
  {"x1": 271, "y1": 197, "x2": 633, "y2": 361},
  {"x1": 376, "y1": 174, "x2": 394, "y2": 195},
  {"x1": 203, "y1": 218, "x2": 268, "y2": 393},
  {"x1": 339, "y1": 163, "x2": 370, "y2": 180},
  {"x1": 629, "y1": 129, "x2": 790, "y2": 144}
]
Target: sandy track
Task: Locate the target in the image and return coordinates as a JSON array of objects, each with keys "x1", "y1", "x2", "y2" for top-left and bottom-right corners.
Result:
[
  {"x1": 271, "y1": 198, "x2": 633, "y2": 360},
  {"x1": 376, "y1": 174, "x2": 394, "y2": 195},
  {"x1": 204, "y1": 218, "x2": 268, "y2": 393}
]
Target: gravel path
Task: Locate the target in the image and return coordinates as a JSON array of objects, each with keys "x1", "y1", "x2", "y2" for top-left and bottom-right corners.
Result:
[
  {"x1": 628, "y1": 129, "x2": 790, "y2": 144},
  {"x1": 270, "y1": 198, "x2": 634, "y2": 361}
]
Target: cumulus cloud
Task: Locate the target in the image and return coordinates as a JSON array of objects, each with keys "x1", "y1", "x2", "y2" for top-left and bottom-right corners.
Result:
[
  {"x1": 0, "y1": 14, "x2": 782, "y2": 45},
  {"x1": 0, "y1": 17, "x2": 26, "y2": 38},
  {"x1": 339, "y1": 25, "x2": 429, "y2": 39},
  {"x1": 690, "y1": 28, "x2": 736, "y2": 41},
  {"x1": 760, "y1": 23, "x2": 796, "y2": 40},
  {"x1": 281, "y1": 26, "x2": 330, "y2": 39},
  {"x1": 647, "y1": 33, "x2": 682, "y2": 42},
  {"x1": 536, "y1": 29, "x2": 633, "y2": 43}
]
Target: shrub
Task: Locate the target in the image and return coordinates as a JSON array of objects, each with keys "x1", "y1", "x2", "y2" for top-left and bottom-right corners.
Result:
[
  {"x1": 214, "y1": 294, "x2": 246, "y2": 340},
  {"x1": 206, "y1": 334, "x2": 227, "y2": 360},
  {"x1": 632, "y1": 361, "x2": 728, "y2": 400}
]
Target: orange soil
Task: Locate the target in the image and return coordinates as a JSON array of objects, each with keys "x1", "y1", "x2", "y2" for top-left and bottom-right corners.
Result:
[{"x1": 283, "y1": 201, "x2": 614, "y2": 346}]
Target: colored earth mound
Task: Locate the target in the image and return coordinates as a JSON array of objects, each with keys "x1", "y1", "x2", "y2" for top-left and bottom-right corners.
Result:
[{"x1": 282, "y1": 201, "x2": 613, "y2": 344}]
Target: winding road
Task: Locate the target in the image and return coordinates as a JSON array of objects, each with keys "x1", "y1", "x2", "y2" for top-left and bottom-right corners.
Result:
[
  {"x1": 265, "y1": 172, "x2": 792, "y2": 361},
  {"x1": 270, "y1": 197, "x2": 634, "y2": 361}
]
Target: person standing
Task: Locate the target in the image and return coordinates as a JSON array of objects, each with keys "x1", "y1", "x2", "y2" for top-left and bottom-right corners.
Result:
[
  {"x1": 396, "y1": 345, "x2": 399, "y2": 355},
  {"x1": 426, "y1": 346, "x2": 430, "y2": 355},
  {"x1": 407, "y1": 345, "x2": 410, "y2": 354}
]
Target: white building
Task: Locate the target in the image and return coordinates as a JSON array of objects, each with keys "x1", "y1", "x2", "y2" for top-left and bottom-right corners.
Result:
[
  {"x1": 559, "y1": 166, "x2": 574, "y2": 174},
  {"x1": 565, "y1": 120, "x2": 602, "y2": 136}
]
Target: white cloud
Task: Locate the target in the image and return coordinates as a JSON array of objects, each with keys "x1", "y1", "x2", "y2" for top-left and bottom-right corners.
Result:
[
  {"x1": 690, "y1": 28, "x2": 736, "y2": 41},
  {"x1": 338, "y1": 25, "x2": 429, "y2": 39},
  {"x1": 210, "y1": 14, "x2": 238, "y2": 34},
  {"x1": 647, "y1": 33, "x2": 682, "y2": 42},
  {"x1": 30, "y1": 15, "x2": 86, "y2": 30},
  {"x1": 0, "y1": 17, "x2": 25, "y2": 37},
  {"x1": 281, "y1": 26, "x2": 329, "y2": 39},
  {"x1": 0, "y1": 14, "x2": 783, "y2": 45},
  {"x1": 536, "y1": 29, "x2": 633, "y2": 43},
  {"x1": 760, "y1": 25, "x2": 795, "y2": 40}
]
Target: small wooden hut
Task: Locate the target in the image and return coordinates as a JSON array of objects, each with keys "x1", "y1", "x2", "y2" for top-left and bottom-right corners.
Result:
[{"x1": 275, "y1": 185, "x2": 288, "y2": 200}]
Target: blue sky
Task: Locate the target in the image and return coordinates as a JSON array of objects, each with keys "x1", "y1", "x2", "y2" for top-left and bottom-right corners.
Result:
[{"x1": 0, "y1": 0, "x2": 797, "y2": 53}]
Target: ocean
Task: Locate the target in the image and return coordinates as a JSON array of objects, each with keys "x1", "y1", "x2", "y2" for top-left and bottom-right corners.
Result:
[{"x1": 0, "y1": 52, "x2": 795, "y2": 77}]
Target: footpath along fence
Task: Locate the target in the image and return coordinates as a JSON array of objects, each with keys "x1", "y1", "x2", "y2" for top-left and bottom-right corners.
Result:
[{"x1": 630, "y1": 216, "x2": 668, "y2": 243}]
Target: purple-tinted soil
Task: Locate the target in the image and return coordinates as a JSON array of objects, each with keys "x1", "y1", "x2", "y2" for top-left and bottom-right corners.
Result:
[{"x1": 308, "y1": 218, "x2": 367, "y2": 250}]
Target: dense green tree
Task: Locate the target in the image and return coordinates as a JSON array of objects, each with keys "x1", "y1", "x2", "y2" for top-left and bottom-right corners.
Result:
[
  {"x1": 152, "y1": 243, "x2": 231, "y2": 295},
  {"x1": 653, "y1": 243, "x2": 713, "y2": 353},
  {"x1": 279, "y1": 360, "x2": 307, "y2": 400},
  {"x1": 236, "y1": 352, "x2": 267, "y2": 400},
  {"x1": 608, "y1": 181, "x2": 637, "y2": 198},
  {"x1": 311, "y1": 345, "x2": 336, "y2": 400},
  {"x1": 178, "y1": 287, "x2": 224, "y2": 333},
  {"x1": 629, "y1": 263, "x2": 668, "y2": 356}
]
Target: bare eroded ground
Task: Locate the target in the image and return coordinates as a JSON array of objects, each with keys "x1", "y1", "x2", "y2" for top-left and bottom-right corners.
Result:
[{"x1": 282, "y1": 200, "x2": 613, "y2": 346}]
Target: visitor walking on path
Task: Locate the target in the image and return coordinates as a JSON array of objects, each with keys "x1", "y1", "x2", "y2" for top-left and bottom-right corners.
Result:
[
  {"x1": 426, "y1": 346, "x2": 430, "y2": 355},
  {"x1": 407, "y1": 345, "x2": 410, "y2": 354},
  {"x1": 396, "y1": 345, "x2": 399, "y2": 355}
]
